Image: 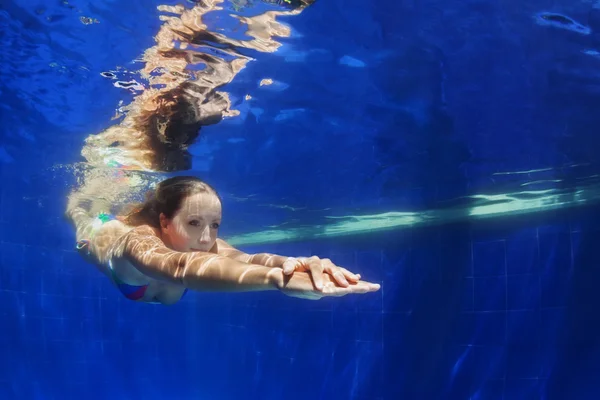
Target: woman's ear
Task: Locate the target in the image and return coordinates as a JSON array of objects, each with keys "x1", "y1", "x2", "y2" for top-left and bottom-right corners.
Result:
[{"x1": 159, "y1": 213, "x2": 169, "y2": 231}]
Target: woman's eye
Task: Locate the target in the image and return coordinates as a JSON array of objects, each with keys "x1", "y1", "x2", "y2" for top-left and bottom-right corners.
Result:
[
  {"x1": 211, "y1": 223, "x2": 220, "y2": 229},
  {"x1": 189, "y1": 220, "x2": 200, "y2": 227}
]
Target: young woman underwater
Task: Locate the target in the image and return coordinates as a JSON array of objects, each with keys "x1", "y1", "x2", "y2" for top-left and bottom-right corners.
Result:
[{"x1": 66, "y1": 0, "x2": 380, "y2": 304}]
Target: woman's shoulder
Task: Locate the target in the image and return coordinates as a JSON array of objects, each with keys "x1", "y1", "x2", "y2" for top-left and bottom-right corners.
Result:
[
  {"x1": 97, "y1": 218, "x2": 134, "y2": 239},
  {"x1": 106, "y1": 222, "x2": 163, "y2": 258},
  {"x1": 117, "y1": 223, "x2": 163, "y2": 245},
  {"x1": 126, "y1": 224, "x2": 159, "y2": 236},
  {"x1": 99, "y1": 218, "x2": 158, "y2": 238}
]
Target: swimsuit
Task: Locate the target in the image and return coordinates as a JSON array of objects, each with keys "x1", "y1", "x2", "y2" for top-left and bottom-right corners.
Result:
[{"x1": 108, "y1": 260, "x2": 150, "y2": 301}]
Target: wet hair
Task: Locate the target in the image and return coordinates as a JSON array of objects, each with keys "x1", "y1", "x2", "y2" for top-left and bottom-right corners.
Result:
[
  {"x1": 134, "y1": 84, "x2": 225, "y2": 171},
  {"x1": 124, "y1": 176, "x2": 220, "y2": 229}
]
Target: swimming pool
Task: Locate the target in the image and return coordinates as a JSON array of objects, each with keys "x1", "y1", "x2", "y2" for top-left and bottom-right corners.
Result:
[{"x1": 2, "y1": 0, "x2": 600, "y2": 398}]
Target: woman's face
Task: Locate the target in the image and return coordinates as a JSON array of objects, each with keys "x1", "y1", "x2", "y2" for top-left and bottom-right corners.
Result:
[{"x1": 160, "y1": 191, "x2": 222, "y2": 252}]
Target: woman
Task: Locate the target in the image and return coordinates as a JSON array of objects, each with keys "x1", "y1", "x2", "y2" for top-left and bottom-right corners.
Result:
[
  {"x1": 67, "y1": 176, "x2": 380, "y2": 304},
  {"x1": 66, "y1": 1, "x2": 379, "y2": 303}
]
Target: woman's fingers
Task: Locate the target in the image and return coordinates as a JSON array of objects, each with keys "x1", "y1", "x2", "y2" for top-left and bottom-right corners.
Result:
[
  {"x1": 282, "y1": 257, "x2": 299, "y2": 275},
  {"x1": 282, "y1": 256, "x2": 379, "y2": 294},
  {"x1": 339, "y1": 267, "x2": 361, "y2": 283},
  {"x1": 321, "y1": 283, "x2": 352, "y2": 297},
  {"x1": 305, "y1": 256, "x2": 325, "y2": 290},
  {"x1": 322, "y1": 259, "x2": 350, "y2": 288},
  {"x1": 321, "y1": 280, "x2": 380, "y2": 296},
  {"x1": 282, "y1": 256, "x2": 326, "y2": 291},
  {"x1": 284, "y1": 279, "x2": 380, "y2": 300},
  {"x1": 354, "y1": 281, "x2": 380, "y2": 293},
  {"x1": 357, "y1": 281, "x2": 381, "y2": 292}
]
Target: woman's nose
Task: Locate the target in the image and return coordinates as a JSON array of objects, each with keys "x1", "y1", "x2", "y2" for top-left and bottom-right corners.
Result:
[{"x1": 199, "y1": 227, "x2": 211, "y2": 242}]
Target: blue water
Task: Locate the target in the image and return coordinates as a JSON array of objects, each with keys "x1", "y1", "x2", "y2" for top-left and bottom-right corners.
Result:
[{"x1": 2, "y1": 0, "x2": 600, "y2": 399}]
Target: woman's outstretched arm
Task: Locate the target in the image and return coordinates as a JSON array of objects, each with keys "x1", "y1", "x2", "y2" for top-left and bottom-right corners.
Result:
[
  {"x1": 112, "y1": 225, "x2": 278, "y2": 292},
  {"x1": 215, "y1": 238, "x2": 363, "y2": 289},
  {"x1": 215, "y1": 238, "x2": 289, "y2": 267},
  {"x1": 109, "y1": 226, "x2": 379, "y2": 299}
]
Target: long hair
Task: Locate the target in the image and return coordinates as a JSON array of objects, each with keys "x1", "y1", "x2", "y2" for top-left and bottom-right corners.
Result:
[{"x1": 133, "y1": 84, "x2": 226, "y2": 171}]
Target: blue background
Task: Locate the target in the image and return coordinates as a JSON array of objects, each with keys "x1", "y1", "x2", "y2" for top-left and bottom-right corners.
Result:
[{"x1": 2, "y1": 0, "x2": 600, "y2": 399}]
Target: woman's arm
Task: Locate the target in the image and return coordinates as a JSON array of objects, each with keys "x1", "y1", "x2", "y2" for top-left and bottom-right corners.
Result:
[
  {"x1": 216, "y1": 239, "x2": 289, "y2": 268},
  {"x1": 215, "y1": 238, "x2": 362, "y2": 289},
  {"x1": 112, "y1": 226, "x2": 379, "y2": 298},
  {"x1": 112, "y1": 226, "x2": 279, "y2": 292}
]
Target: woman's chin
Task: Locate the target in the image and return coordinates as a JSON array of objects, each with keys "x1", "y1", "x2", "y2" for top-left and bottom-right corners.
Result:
[{"x1": 189, "y1": 247, "x2": 208, "y2": 252}]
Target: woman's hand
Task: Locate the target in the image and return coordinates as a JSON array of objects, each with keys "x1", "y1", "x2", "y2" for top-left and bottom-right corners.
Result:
[
  {"x1": 273, "y1": 269, "x2": 380, "y2": 300},
  {"x1": 282, "y1": 256, "x2": 362, "y2": 291}
]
